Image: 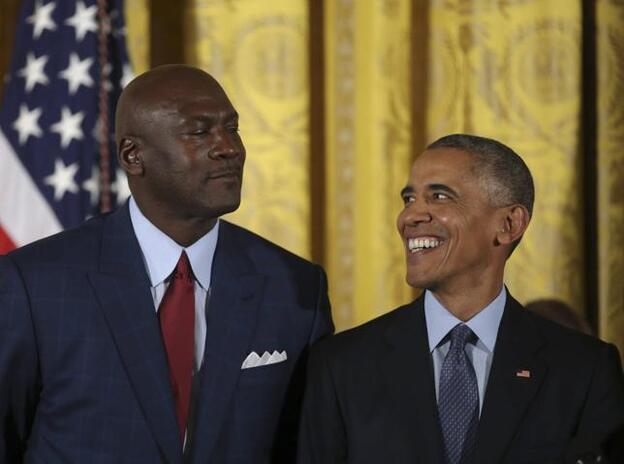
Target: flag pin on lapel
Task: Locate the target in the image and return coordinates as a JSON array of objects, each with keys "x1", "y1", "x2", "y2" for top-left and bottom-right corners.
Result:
[{"x1": 515, "y1": 369, "x2": 531, "y2": 378}]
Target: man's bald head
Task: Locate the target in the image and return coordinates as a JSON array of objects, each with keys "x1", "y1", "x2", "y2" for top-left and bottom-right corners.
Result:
[
  {"x1": 114, "y1": 64, "x2": 245, "y2": 246},
  {"x1": 115, "y1": 64, "x2": 229, "y2": 146}
]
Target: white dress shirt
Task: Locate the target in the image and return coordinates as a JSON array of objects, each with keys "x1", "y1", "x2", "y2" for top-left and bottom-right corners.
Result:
[
  {"x1": 129, "y1": 197, "x2": 219, "y2": 369},
  {"x1": 424, "y1": 287, "x2": 506, "y2": 414}
]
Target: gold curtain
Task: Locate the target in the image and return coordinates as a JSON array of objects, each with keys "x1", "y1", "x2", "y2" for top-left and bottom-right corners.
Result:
[
  {"x1": 184, "y1": 0, "x2": 311, "y2": 260},
  {"x1": 597, "y1": 0, "x2": 624, "y2": 351},
  {"x1": 125, "y1": 0, "x2": 149, "y2": 74},
  {"x1": 427, "y1": 1, "x2": 585, "y2": 310},
  {"x1": 122, "y1": 0, "x2": 624, "y2": 354},
  {"x1": 324, "y1": 0, "x2": 414, "y2": 330}
]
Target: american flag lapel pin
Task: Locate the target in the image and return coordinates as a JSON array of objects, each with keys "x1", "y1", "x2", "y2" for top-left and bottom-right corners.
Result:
[{"x1": 515, "y1": 369, "x2": 531, "y2": 379}]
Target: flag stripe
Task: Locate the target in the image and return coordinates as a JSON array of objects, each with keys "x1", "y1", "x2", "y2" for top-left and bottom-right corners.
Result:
[
  {"x1": 0, "y1": 0, "x2": 132, "y2": 252},
  {"x1": 0, "y1": 128, "x2": 62, "y2": 247},
  {"x1": 0, "y1": 224, "x2": 16, "y2": 254}
]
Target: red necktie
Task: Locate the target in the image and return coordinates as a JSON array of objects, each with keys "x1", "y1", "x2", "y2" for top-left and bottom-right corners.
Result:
[{"x1": 158, "y1": 251, "x2": 195, "y2": 444}]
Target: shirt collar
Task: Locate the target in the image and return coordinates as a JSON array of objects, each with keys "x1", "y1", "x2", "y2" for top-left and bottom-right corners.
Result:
[
  {"x1": 129, "y1": 196, "x2": 219, "y2": 290},
  {"x1": 424, "y1": 287, "x2": 506, "y2": 353}
]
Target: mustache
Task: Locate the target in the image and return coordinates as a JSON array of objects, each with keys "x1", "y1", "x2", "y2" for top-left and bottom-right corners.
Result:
[{"x1": 206, "y1": 164, "x2": 243, "y2": 179}]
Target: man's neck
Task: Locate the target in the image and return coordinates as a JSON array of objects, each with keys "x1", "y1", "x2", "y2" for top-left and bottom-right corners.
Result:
[
  {"x1": 430, "y1": 280, "x2": 504, "y2": 322},
  {"x1": 153, "y1": 217, "x2": 217, "y2": 247},
  {"x1": 132, "y1": 198, "x2": 217, "y2": 247}
]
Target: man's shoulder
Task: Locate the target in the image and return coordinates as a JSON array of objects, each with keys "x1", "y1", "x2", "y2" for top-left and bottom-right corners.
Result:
[
  {"x1": 7, "y1": 213, "x2": 108, "y2": 267},
  {"x1": 220, "y1": 220, "x2": 322, "y2": 271},
  {"x1": 513, "y1": 301, "x2": 619, "y2": 363},
  {"x1": 314, "y1": 302, "x2": 418, "y2": 359}
]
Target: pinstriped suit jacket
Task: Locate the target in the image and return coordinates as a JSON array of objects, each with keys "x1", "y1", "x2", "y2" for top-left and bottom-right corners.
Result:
[{"x1": 0, "y1": 202, "x2": 333, "y2": 463}]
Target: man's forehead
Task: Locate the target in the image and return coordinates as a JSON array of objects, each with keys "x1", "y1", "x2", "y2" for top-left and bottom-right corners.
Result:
[
  {"x1": 140, "y1": 85, "x2": 235, "y2": 119},
  {"x1": 411, "y1": 149, "x2": 474, "y2": 176},
  {"x1": 176, "y1": 95, "x2": 236, "y2": 113},
  {"x1": 403, "y1": 149, "x2": 478, "y2": 193}
]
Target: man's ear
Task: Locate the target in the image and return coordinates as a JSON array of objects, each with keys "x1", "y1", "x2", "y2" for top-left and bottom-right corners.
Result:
[
  {"x1": 118, "y1": 137, "x2": 144, "y2": 176},
  {"x1": 495, "y1": 204, "x2": 530, "y2": 246}
]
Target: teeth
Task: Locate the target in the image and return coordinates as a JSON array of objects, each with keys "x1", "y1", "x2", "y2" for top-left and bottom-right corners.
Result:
[{"x1": 408, "y1": 238, "x2": 441, "y2": 252}]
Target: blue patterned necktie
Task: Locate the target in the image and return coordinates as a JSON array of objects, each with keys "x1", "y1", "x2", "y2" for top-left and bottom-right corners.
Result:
[{"x1": 438, "y1": 323, "x2": 479, "y2": 464}]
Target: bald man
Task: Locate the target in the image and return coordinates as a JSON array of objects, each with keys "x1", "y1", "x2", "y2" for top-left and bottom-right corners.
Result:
[{"x1": 0, "y1": 65, "x2": 333, "y2": 463}]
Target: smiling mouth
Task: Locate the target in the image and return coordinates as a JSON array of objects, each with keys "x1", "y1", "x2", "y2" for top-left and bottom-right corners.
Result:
[{"x1": 407, "y1": 237, "x2": 444, "y2": 253}]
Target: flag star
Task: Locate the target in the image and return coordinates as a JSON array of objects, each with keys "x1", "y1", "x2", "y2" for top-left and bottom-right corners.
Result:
[
  {"x1": 82, "y1": 166, "x2": 100, "y2": 206},
  {"x1": 26, "y1": 0, "x2": 57, "y2": 39},
  {"x1": 12, "y1": 104, "x2": 44, "y2": 145},
  {"x1": 59, "y1": 53, "x2": 94, "y2": 95},
  {"x1": 121, "y1": 63, "x2": 134, "y2": 88},
  {"x1": 65, "y1": 1, "x2": 97, "y2": 42},
  {"x1": 111, "y1": 168, "x2": 131, "y2": 204},
  {"x1": 44, "y1": 158, "x2": 80, "y2": 201},
  {"x1": 50, "y1": 106, "x2": 85, "y2": 148},
  {"x1": 17, "y1": 53, "x2": 49, "y2": 92}
]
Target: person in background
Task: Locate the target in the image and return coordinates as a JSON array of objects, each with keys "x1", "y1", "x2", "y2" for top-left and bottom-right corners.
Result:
[
  {"x1": 526, "y1": 299, "x2": 593, "y2": 335},
  {"x1": 0, "y1": 65, "x2": 333, "y2": 463}
]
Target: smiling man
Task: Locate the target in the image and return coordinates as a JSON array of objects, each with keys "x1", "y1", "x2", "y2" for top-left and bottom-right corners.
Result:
[
  {"x1": 0, "y1": 65, "x2": 333, "y2": 463},
  {"x1": 298, "y1": 134, "x2": 624, "y2": 464}
]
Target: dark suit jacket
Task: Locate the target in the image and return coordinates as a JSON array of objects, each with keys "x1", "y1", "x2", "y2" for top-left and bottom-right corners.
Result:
[
  {"x1": 0, "y1": 203, "x2": 333, "y2": 463},
  {"x1": 298, "y1": 294, "x2": 624, "y2": 464}
]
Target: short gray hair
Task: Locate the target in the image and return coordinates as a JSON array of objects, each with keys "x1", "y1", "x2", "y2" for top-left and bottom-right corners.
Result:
[{"x1": 427, "y1": 133, "x2": 534, "y2": 217}]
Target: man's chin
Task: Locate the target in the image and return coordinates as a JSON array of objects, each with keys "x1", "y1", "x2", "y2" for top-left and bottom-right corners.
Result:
[
  {"x1": 207, "y1": 199, "x2": 241, "y2": 218},
  {"x1": 405, "y1": 271, "x2": 433, "y2": 290}
]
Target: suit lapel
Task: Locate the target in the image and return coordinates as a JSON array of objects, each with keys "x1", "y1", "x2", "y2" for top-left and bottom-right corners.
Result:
[
  {"x1": 474, "y1": 295, "x2": 547, "y2": 463},
  {"x1": 88, "y1": 205, "x2": 181, "y2": 464},
  {"x1": 380, "y1": 297, "x2": 445, "y2": 463},
  {"x1": 188, "y1": 222, "x2": 264, "y2": 462}
]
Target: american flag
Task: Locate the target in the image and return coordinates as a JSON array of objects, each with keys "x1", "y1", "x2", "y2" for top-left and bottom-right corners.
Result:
[{"x1": 0, "y1": 0, "x2": 133, "y2": 254}]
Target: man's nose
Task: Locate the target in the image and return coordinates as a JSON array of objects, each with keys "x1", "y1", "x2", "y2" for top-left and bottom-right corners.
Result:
[
  {"x1": 400, "y1": 199, "x2": 432, "y2": 225},
  {"x1": 210, "y1": 127, "x2": 242, "y2": 159}
]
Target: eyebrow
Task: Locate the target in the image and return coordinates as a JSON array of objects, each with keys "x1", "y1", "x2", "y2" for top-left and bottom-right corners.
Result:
[
  {"x1": 427, "y1": 183, "x2": 458, "y2": 197},
  {"x1": 400, "y1": 186, "x2": 414, "y2": 197},
  {"x1": 399, "y1": 183, "x2": 459, "y2": 198}
]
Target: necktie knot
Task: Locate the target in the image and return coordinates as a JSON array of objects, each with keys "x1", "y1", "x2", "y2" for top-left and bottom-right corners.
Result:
[
  {"x1": 173, "y1": 251, "x2": 193, "y2": 282},
  {"x1": 449, "y1": 323, "x2": 476, "y2": 351}
]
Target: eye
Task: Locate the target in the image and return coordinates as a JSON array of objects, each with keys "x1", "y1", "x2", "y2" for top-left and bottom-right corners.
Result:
[
  {"x1": 402, "y1": 195, "x2": 415, "y2": 205},
  {"x1": 432, "y1": 192, "x2": 450, "y2": 200}
]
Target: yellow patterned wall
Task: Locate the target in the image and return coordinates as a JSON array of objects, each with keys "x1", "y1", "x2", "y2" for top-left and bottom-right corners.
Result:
[
  {"x1": 427, "y1": 0, "x2": 585, "y2": 312},
  {"x1": 185, "y1": 0, "x2": 311, "y2": 259},
  {"x1": 120, "y1": 1, "x2": 624, "y2": 349},
  {"x1": 325, "y1": 0, "x2": 413, "y2": 330},
  {"x1": 597, "y1": 0, "x2": 624, "y2": 352},
  {"x1": 124, "y1": 0, "x2": 149, "y2": 74}
]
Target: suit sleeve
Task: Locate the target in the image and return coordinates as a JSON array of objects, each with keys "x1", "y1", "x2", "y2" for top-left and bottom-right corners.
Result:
[
  {"x1": 272, "y1": 266, "x2": 334, "y2": 462},
  {"x1": 0, "y1": 256, "x2": 40, "y2": 462},
  {"x1": 297, "y1": 339, "x2": 348, "y2": 464},
  {"x1": 567, "y1": 342, "x2": 624, "y2": 459}
]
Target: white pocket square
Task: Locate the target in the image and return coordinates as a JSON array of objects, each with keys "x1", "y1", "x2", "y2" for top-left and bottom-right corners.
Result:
[{"x1": 241, "y1": 350, "x2": 287, "y2": 369}]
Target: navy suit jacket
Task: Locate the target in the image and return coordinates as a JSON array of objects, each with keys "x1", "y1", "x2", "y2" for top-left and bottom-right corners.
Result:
[
  {"x1": 298, "y1": 294, "x2": 624, "y2": 464},
  {"x1": 0, "y1": 203, "x2": 333, "y2": 463}
]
